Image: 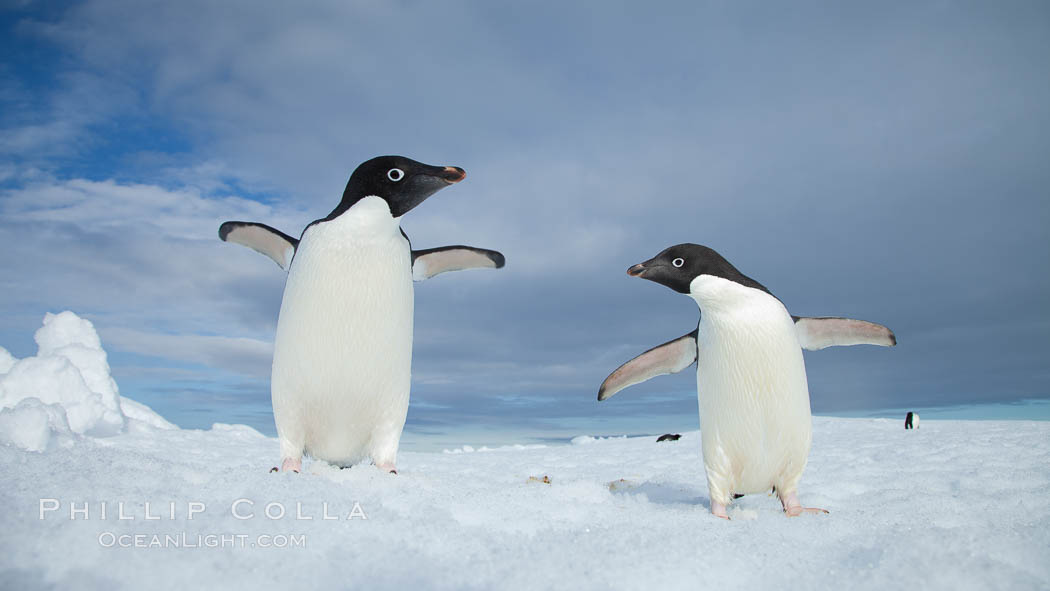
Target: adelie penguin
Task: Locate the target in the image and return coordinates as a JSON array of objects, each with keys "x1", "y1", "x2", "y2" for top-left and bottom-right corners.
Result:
[
  {"x1": 905, "y1": 412, "x2": 919, "y2": 429},
  {"x1": 219, "y1": 156, "x2": 505, "y2": 474},
  {"x1": 598, "y1": 244, "x2": 896, "y2": 519}
]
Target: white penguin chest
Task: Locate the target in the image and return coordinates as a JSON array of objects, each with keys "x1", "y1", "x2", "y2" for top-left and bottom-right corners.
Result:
[
  {"x1": 690, "y1": 276, "x2": 812, "y2": 493},
  {"x1": 695, "y1": 303, "x2": 810, "y2": 422},
  {"x1": 271, "y1": 197, "x2": 414, "y2": 409}
]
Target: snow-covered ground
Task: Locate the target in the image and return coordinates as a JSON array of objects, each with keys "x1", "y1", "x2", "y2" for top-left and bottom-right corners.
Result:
[{"x1": 2, "y1": 313, "x2": 1049, "y2": 590}]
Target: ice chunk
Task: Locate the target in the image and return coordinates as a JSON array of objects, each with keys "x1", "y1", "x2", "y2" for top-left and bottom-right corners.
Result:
[
  {"x1": 34, "y1": 311, "x2": 124, "y2": 423},
  {"x1": 0, "y1": 310, "x2": 177, "y2": 439},
  {"x1": 0, "y1": 355, "x2": 123, "y2": 435},
  {"x1": 0, "y1": 397, "x2": 73, "y2": 452}
]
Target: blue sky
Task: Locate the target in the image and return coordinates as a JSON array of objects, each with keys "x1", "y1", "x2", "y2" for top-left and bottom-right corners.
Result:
[{"x1": 1, "y1": 1, "x2": 1048, "y2": 446}]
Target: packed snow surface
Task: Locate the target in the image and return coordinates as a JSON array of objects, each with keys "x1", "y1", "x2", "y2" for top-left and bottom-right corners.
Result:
[{"x1": 2, "y1": 314, "x2": 1049, "y2": 590}]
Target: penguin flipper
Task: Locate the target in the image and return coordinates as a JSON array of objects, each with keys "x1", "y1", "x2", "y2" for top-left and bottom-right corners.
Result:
[
  {"x1": 412, "y1": 246, "x2": 505, "y2": 281},
  {"x1": 218, "y1": 221, "x2": 299, "y2": 271},
  {"x1": 793, "y1": 316, "x2": 897, "y2": 350},
  {"x1": 598, "y1": 329, "x2": 698, "y2": 401}
]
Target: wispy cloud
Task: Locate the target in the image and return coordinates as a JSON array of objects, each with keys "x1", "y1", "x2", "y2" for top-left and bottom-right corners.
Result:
[{"x1": 102, "y1": 328, "x2": 273, "y2": 378}]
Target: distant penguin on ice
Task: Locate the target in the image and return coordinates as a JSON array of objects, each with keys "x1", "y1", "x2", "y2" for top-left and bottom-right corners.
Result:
[
  {"x1": 219, "y1": 156, "x2": 505, "y2": 473},
  {"x1": 598, "y1": 244, "x2": 896, "y2": 519},
  {"x1": 905, "y1": 412, "x2": 919, "y2": 429}
]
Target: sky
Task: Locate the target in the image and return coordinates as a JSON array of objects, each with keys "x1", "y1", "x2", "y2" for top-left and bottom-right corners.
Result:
[{"x1": 1, "y1": 0, "x2": 1048, "y2": 447}]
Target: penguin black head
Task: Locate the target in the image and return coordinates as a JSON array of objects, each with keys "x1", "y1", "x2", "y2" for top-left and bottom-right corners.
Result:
[
  {"x1": 627, "y1": 243, "x2": 771, "y2": 296},
  {"x1": 335, "y1": 155, "x2": 466, "y2": 218}
]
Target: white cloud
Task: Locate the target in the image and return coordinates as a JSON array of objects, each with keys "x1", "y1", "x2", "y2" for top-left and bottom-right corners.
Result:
[
  {"x1": 0, "y1": 173, "x2": 309, "y2": 342},
  {"x1": 102, "y1": 328, "x2": 272, "y2": 378}
]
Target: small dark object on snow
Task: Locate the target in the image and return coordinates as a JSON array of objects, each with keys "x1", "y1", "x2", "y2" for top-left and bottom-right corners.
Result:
[
  {"x1": 270, "y1": 467, "x2": 278, "y2": 473},
  {"x1": 656, "y1": 433, "x2": 682, "y2": 442},
  {"x1": 905, "y1": 411, "x2": 920, "y2": 429}
]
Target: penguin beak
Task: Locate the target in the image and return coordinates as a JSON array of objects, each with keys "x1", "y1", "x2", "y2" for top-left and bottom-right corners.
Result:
[
  {"x1": 628, "y1": 256, "x2": 664, "y2": 278},
  {"x1": 390, "y1": 164, "x2": 466, "y2": 217},
  {"x1": 437, "y1": 166, "x2": 466, "y2": 184},
  {"x1": 626, "y1": 252, "x2": 690, "y2": 294}
]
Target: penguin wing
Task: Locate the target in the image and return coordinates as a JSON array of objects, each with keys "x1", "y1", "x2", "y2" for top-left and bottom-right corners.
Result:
[
  {"x1": 793, "y1": 316, "x2": 897, "y2": 350},
  {"x1": 597, "y1": 329, "x2": 698, "y2": 401},
  {"x1": 218, "y1": 221, "x2": 299, "y2": 271},
  {"x1": 412, "y1": 246, "x2": 506, "y2": 281}
]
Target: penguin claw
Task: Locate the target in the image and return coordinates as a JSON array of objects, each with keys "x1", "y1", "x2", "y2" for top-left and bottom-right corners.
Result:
[{"x1": 269, "y1": 467, "x2": 278, "y2": 473}]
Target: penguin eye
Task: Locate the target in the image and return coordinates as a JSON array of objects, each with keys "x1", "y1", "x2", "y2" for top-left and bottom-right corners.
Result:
[
  {"x1": 672, "y1": 257, "x2": 685, "y2": 268},
  {"x1": 387, "y1": 168, "x2": 405, "y2": 182}
]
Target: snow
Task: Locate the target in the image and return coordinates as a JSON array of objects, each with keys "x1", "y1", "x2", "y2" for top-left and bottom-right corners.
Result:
[
  {"x1": 0, "y1": 312, "x2": 172, "y2": 449},
  {"x1": 3, "y1": 314, "x2": 1050, "y2": 590},
  {"x1": 0, "y1": 397, "x2": 73, "y2": 452},
  {"x1": 442, "y1": 443, "x2": 547, "y2": 454},
  {"x1": 118, "y1": 396, "x2": 178, "y2": 432},
  {"x1": 571, "y1": 434, "x2": 627, "y2": 446}
]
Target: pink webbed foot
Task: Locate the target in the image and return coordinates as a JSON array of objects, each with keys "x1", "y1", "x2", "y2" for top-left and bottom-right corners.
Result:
[
  {"x1": 779, "y1": 490, "x2": 828, "y2": 517},
  {"x1": 785, "y1": 507, "x2": 829, "y2": 517},
  {"x1": 272, "y1": 457, "x2": 301, "y2": 473},
  {"x1": 376, "y1": 463, "x2": 398, "y2": 474},
  {"x1": 711, "y1": 501, "x2": 730, "y2": 520}
]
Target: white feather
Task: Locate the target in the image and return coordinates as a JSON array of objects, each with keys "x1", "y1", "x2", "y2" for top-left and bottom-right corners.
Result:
[
  {"x1": 689, "y1": 275, "x2": 812, "y2": 506},
  {"x1": 221, "y1": 223, "x2": 297, "y2": 270},
  {"x1": 270, "y1": 196, "x2": 413, "y2": 467}
]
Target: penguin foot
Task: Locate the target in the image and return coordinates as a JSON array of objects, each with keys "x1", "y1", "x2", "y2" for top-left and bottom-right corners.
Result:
[
  {"x1": 779, "y1": 491, "x2": 827, "y2": 517},
  {"x1": 711, "y1": 501, "x2": 730, "y2": 520},
  {"x1": 784, "y1": 506, "x2": 829, "y2": 517},
  {"x1": 280, "y1": 457, "x2": 302, "y2": 473},
  {"x1": 376, "y1": 463, "x2": 398, "y2": 474}
]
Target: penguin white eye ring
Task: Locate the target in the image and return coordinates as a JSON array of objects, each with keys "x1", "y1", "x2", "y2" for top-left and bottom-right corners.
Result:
[
  {"x1": 672, "y1": 257, "x2": 685, "y2": 268},
  {"x1": 387, "y1": 168, "x2": 405, "y2": 182}
]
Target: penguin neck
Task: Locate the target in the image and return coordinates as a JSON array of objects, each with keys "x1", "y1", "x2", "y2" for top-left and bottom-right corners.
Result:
[
  {"x1": 689, "y1": 275, "x2": 781, "y2": 316},
  {"x1": 323, "y1": 183, "x2": 390, "y2": 224},
  {"x1": 692, "y1": 278, "x2": 799, "y2": 361},
  {"x1": 313, "y1": 196, "x2": 402, "y2": 243}
]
